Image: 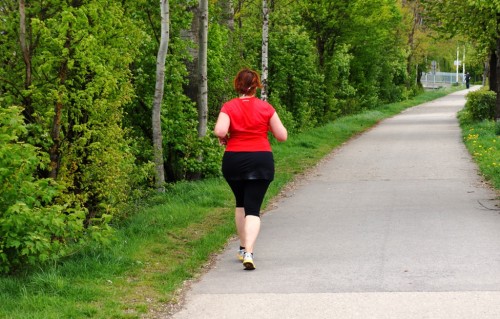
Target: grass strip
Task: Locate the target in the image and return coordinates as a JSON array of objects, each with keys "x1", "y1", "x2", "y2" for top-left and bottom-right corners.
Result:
[
  {"x1": 460, "y1": 119, "x2": 500, "y2": 190},
  {"x1": 0, "y1": 86, "x2": 465, "y2": 319}
]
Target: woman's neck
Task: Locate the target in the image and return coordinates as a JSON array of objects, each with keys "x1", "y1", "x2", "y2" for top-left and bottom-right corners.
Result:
[{"x1": 239, "y1": 94, "x2": 254, "y2": 99}]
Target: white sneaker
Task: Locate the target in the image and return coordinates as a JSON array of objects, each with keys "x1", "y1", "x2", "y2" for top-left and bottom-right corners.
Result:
[{"x1": 243, "y1": 252, "x2": 255, "y2": 270}]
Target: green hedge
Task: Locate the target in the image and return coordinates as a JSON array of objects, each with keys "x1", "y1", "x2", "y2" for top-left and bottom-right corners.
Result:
[
  {"x1": 0, "y1": 107, "x2": 107, "y2": 274},
  {"x1": 464, "y1": 89, "x2": 496, "y2": 121}
]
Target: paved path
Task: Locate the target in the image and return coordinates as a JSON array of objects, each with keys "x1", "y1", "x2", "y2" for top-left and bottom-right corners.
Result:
[{"x1": 169, "y1": 87, "x2": 500, "y2": 319}]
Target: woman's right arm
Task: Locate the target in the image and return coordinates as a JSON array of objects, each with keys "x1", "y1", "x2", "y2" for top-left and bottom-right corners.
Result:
[
  {"x1": 214, "y1": 112, "x2": 230, "y2": 145},
  {"x1": 269, "y1": 112, "x2": 287, "y2": 142}
]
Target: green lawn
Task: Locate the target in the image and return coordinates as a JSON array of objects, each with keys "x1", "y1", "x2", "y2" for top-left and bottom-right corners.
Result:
[{"x1": 460, "y1": 119, "x2": 500, "y2": 190}]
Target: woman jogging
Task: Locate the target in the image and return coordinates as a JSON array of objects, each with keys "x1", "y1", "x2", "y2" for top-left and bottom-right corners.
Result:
[{"x1": 214, "y1": 68, "x2": 287, "y2": 270}]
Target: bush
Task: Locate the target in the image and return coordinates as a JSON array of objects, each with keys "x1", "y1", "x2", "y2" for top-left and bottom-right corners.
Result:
[
  {"x1": 0, "y1": 107, "x2": 89, "y2": 274},
  {"x1": 465, "y1": 89, "x2": 496, "y2": 121}
]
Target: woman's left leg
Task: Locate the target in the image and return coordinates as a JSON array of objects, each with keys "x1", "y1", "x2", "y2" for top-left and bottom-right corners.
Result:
[
  {"x1": 226, "y1": 180, "x2": 246, "y2": 254},
  {"x1": 235, "y1": 207, "x2": 246, "y2": 247}
]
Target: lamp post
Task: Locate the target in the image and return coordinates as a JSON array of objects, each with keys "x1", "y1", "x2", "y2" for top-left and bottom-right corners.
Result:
[{"x1": 462, "y1": 45, "x2": 465, "y2": 84}]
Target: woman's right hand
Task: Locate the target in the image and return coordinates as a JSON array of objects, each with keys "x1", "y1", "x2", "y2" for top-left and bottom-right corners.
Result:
[{"x1": 218, "y1": 136, "x2": 228, "y2": 146}]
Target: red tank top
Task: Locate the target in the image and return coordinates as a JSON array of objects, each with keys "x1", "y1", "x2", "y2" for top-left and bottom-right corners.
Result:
[{"x1": 220, "y1": 97, "x2": 275, "y2": 152}]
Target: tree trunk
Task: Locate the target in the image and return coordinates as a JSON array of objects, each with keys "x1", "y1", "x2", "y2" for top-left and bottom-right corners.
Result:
[
  {"x1": 496, "y1": 37, "x2": 500, "y2": 120},
  {"x1": 49, "y1": 33, "x2": 71, "y2": 179},
  {"x1": 261, "y1": 0, "x2": 269, "y2": 101},
  {"x1": 236, "y1": 0, "x2": 244, "y2": 58},
  {"x1": 218, "y1": 0, "x2": 235, "y2": 109},
  {"x1": 220, "y1": 0, "x2": 234, "y2": 31},
  {"x1": 197, "y1": 0, "x2": 208, "y2": 137},
  {"x1": 152, "y1": 0, "x2": 169, "y2": 192},
  {"x1": 317, "y1": 36, "x2": 326, "y2": 68},
  {"x1": 490, "y1": 51, "x2": 497, "y2": 93},
  {"x1": 49, "y1": 99, "x2": 63, "y2": 179},
  {"x1": 483, "y1": 61, "x2": 489, "y2": 87},
  {"x1": 405, "y1": 5, "x2": 414, "y2": 68},
  {"x1": 19, "y1": 0, "x2": 31, "y2": 91},
  {"x1": 181, "y1": 4, "x2": 200, "y2": 103},
  {"x1": 18, "y1": 0, "x2": 33, "y2": 121}
]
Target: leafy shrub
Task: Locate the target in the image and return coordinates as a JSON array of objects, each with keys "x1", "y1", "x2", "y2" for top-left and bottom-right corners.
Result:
[
  {"x1": 269, "y1": 25, "x2": 326, "y2": 130},
  {"x1": 465, "y1": 89, "x2": 496, "y2": 121},
  {"x1": 163, "y1": 89, "x2": 224, "y2": 180},
  {"x1": 0, "y1": 107, "x2": 89, "y2": 273}
]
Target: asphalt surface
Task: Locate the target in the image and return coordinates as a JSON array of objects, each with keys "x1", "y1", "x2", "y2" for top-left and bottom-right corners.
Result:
[{"x1": 169, "y1": 87, "x2": 500, "y2": 319}]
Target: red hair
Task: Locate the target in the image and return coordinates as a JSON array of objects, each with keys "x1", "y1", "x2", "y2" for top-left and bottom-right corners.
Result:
[{"x1": 233, "y1": 68, "x2": 263, "y2": 96}]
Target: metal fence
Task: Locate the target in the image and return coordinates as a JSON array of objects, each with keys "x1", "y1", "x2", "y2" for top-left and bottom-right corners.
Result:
[{"x1": 420, "y1": 72, "x2": 464, "y2": 89}]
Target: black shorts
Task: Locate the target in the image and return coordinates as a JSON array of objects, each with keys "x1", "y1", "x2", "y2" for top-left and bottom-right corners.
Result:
[
  {"x1": 225, "y1": 179, "x2": 271, "y2": 216},
  {"x1": 222, "y1": 151, "x2": 274, "y2": 217},
  {"x1": 222, "y1": 151, "x2": 274, "y2": 181}
]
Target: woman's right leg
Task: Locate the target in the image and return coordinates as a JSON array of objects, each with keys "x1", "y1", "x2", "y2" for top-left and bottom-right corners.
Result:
[
  {"x1": 241, "y1": 180, "x2": 271, "y2": 270},
  {"x1": 243, "y1": 180, "x2": 271, "y2": 254},
  {"x1": 243, "y1": 215, "x2": 261, "y2": 254}
]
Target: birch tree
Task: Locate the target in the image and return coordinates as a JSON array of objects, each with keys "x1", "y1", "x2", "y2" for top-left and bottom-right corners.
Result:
[
  {"x1": 197, "y1": 0, "x2": 208, "y2": 137},
  {"x1": 180, "y1": 3, "x2": 199, "y2": 103},
  {"x1": 152, "y1": 0, "x2": 169, "y2": 191},
  {"x1": 261, "y1": 0, "x2": 269, "y2": 101},
  {"x1": 181, "y1": 0, "x2": 208, "y2": 137}
]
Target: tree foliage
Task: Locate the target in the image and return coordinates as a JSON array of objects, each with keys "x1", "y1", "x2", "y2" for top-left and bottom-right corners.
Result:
[
  {"x1": 422, "y1": 0, "x2": 500, "y2": 118},
  {"x1": 0, "y1": 0, "x2": 455, "y2": 272},
  {"x1": 0, "y1": 0, "x2": 146, "y2": 272}
]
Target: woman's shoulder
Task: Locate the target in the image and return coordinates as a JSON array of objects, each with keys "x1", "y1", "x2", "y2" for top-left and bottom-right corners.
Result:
[{"x1": 253, "y1": 98, "x2": 275, "y2": 112}]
